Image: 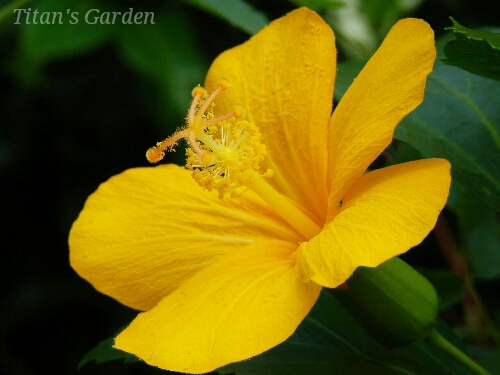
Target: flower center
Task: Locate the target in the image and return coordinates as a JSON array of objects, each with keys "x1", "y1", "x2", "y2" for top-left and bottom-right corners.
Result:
[
  {"x1": 145, "y1": 79, "x2": 322, "y2": 240},
  {"x1": 146, "y1": 79, "x2": 271, "y2": 198},
  {"x1": 187, "y1": 121, "x2": 270, "y2": 198}
]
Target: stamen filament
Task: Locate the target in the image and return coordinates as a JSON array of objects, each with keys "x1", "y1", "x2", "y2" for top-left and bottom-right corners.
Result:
[
  {"x1": 188, "y1": 92, "x2": 203, "y2": 124},
  {"x1": 203, "y1": 112, "x2": 237, "y2": 127},
  {"x1": 193, "y1": 85, "x2": 223, "y2": 127},
  {"x1": 188, "y1": 130, "x2": 206, "y2": 157},
  {"x1": 146, "y1": 80, "x2": 240, "y2": 166},
  {"x1": 250, "y1": 171, "x2": 322, "y2": 240},
  {"x1": 146, "y1": 129, "x2": 189, "y2": 163}
]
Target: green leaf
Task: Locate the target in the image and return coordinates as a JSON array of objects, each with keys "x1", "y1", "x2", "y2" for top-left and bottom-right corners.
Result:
[
  {"x1": 179, "y1": 0, "x2": 268, "y2": 35},
  {"x1": 334, "y1": 59, "x2": 366, "y2": 98},
  {"x1": 446, "y1": 180, "x2": 465, "y2": 212},
  {"x1": 219, "y1": 290, "x2": 469, "y2": 375},
  {"x1": 288, "y1": 0, "x2": 344, "y2": 12},
  {"x1": 78, "y1": 336, "x2": 139, "y2": 369},
  {"x1": 443, "y1": 18, "x2": 500, "y2": 82},
  {"x1": 331, "y1": 258, "x2": 438, "y2": 348},
  {"x1": 466, "y1": 347, "x2": 500, "y2": 375},
  {"x1": 386, "y1": 143, "x2": 423, "y2": 166},
  {"x1": 417, "y1": 269, "x2": 466, "y2": 309},
  {"x1": 10, "y1": 0, "x2": 113, "y2": 86},
  {"x1": 18, "y1": 0, "x2": 113, "y2": 64},
  {"x1": 395, "y1": 58, "x2": 500, "y2": 212},
  {"x1": 457, "y1": 191, "x2": 500, "y2": 280}
]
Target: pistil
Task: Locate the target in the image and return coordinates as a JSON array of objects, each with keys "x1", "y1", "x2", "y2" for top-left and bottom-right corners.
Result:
[{"x1": 250, "y1": 173, "x2": 322, "y2": 240}]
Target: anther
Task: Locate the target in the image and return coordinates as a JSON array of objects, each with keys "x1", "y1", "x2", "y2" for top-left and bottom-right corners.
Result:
[
  {"x1": 186, "y1": 120, "x2": 269, "y2": 197},
  {"x1": 218, "y1": 78, "x2": 231, "y2": 91},
  {"x1": 201, "y1": 153, "x2": 214, "y2": 166},
  {"x1": 264, "y1": 169, "x2": 274, "y2": 178},
  {"x1": 191, "y1": 86, "x2": 207, "y2": 99},
  {"x1": 233, "y1": 104, "x2": 245, "y2": 119},
  {"x1": 146, "y1": 146, "x2": 165, "y2": 164},
  {"x1": 188, "y1": 86, "x2": 207, "y2": 124},
  {"x1": 193, "y1": 81, "x2": 229, "y2": 127},
  {"x1": 145, "y1": 130, "x2": 188, "y2": 163}
]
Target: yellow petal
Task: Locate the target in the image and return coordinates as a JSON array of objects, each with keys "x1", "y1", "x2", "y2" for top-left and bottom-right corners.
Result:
[
  {"x1": 327, "y1": 18, "x2": 436, "y2": 221},
  {"x1": 296, "y1": 159, "x2": 451, "y2": 288},
  {"x1": 115, "y1": 240, "x2": 321, "y2": 374},
  {"x1": 206, "y1": 8, "x2": 336, "y2": 221},
  {"x1": 69, "y1": 165, "x2": 301, "y2": 311}
]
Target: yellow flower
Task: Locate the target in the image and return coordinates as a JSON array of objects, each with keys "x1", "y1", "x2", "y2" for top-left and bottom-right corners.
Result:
[{"x1": 69, "y1": 8, "x2": 451, "y2": 374}]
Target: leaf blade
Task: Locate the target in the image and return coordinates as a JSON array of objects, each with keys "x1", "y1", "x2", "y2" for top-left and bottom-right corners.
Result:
[
  {"x1": 443, "y1": 18, "x2": 500, "y2": 81},
  {"x1": 457, "y1": 191, "x2": 500, "y2": 280},
  {"x1": 78, "y1": 336, "x2": 138, "y2": 369},
  {"x1": 19, "y1": 0, "x2": 113, "y2": 64},
  {"x1": 179, "y1": 0, "x2": 268, "y2": 35},
  {"x1": 288, "y1": 0, "x2": 344, "y2": 12},
  {"x1": 394, "y1": 59, "x2": 500, "y2": 211}
]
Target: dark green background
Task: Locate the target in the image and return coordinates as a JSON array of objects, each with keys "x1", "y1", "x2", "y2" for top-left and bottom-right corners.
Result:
[{"x1": 1, "y1": 0, "x2": 499, "y2": 374}]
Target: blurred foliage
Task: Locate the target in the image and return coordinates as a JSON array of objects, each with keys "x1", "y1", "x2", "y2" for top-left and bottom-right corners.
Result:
[
  {"x1": 457, "y1": 191, "x2": 500, "y2": 281},
  {"x1": 324, "y1": 0, "x2": 425, "y2": 59},
  {"x1": 1, "y1": 0, "x2": 500, "y2": 374},
  {"x1": 288, "y1": 0, "x2": 343, "y2": 12},
  {"x1": 418, "y1": 268, "x2": 466, "y2": 310}
]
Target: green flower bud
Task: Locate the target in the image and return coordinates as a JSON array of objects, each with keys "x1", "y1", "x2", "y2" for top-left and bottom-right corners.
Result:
[{"x1": 331, "y1": 257, "x2": 438, "y2": 347}]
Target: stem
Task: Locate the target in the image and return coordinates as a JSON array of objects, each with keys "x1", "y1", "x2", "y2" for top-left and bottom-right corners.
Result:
[
  {"x1": 434, "y1": 214, "x2": 468, "y2": 278},
  {"x1": 427, "y1": 329, "x2": 491, "y2": 375},
  {"x1": 434, "y1": 214, "x2": 500, "y2": 346},
  {"x1": 0, "y1": 0, "x2": 32, "y2": 24},
  {"x1": 250, "y1": 173, "x2": 322, "y2": 240}
]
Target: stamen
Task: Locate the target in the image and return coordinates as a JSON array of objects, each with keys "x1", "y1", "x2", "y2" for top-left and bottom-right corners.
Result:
[
  {"x1": 188, "y1": 130, "x2": 206, "y2": 158},
  {"x1": 146, "y1": 130, "x2": 188, "y2": 163},
  {"x1": 188, "y1": 86, "x2": 207, "y2": 124},
  {"x1": 145, "y1": 79, "x2": 242, "y2": 164},
  {"x1": 192, "y1": 79, "x2": 230, "y2": 129},
  {"x1": 233, "y1": 104, "x2": 246, "y2": 118},
  {"x1": 186, "y1": 120, "x2": 269, "y2": 198},
  {"x1": 203, "y1": 105, "x2": 246, "y2": 127},
  {"x1": 201, "y1": 153, "x2": 213, "y2": 166}
]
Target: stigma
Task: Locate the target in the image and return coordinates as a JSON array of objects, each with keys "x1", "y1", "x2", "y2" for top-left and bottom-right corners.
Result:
[
  {"x1": 145, "y1": 79, "x2": 270, "y2": 198},
  {"x1": 146, "y1": 79, "x2": 242, "y2": 164}
]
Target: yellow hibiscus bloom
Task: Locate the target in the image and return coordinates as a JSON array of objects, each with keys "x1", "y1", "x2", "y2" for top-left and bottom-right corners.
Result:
[{"x1": 69, "y1": 7, "x2": 451, "y2": 374}]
